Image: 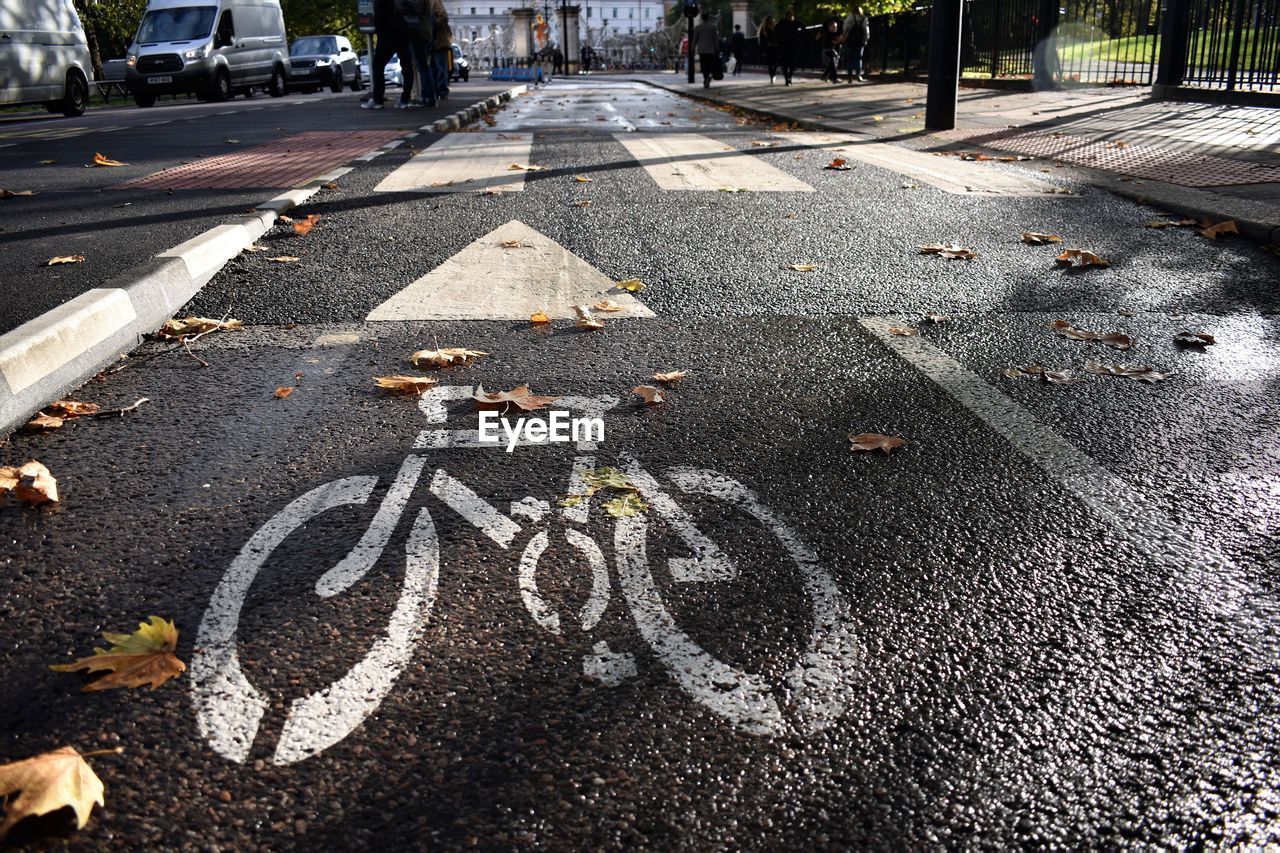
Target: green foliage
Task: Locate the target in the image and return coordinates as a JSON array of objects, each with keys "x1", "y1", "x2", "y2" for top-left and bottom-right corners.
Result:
[
  {"x1": 667, "y1": 0, "x2": 913, "y2": 33},
  {"x1": 74, "y1": 0, "x2": 147, "y2": 58},
  {"x1": 279, "y1": 0, "x2": 363, "y2": 43}
]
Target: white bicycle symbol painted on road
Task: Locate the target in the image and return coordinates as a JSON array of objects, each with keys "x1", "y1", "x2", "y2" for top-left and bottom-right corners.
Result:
[{"x1": 192, "y1": 386, "x2": 861, "y2": 766}]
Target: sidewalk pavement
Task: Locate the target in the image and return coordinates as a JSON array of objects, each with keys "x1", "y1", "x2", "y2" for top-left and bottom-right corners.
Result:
[{"x1": 633, "y1": 72, "x2": 1280, "y2": 246}]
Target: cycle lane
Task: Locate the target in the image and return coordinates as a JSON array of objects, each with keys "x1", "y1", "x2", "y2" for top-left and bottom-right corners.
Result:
[{"x1": 2, "y1": 314, "x2": 1277, "y2": 847}]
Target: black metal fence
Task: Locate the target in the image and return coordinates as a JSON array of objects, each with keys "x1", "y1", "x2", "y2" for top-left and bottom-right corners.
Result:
[{"x1": 1163, "y1": 0, "x2": 1280, "y2": 91}]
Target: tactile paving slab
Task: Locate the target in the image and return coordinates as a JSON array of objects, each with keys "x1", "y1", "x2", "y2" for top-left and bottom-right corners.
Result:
[
  {"x1": 114, "y1": 131, "x2": 406, "y2": 190},
  {"x1": 933, "y1": 127, "x2": 1280, "y2": 188}
]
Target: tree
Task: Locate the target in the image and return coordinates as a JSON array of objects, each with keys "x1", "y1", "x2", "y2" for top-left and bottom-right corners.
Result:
[{"x1": 73, "y1": 0, "x2": 147, "y2": 76}]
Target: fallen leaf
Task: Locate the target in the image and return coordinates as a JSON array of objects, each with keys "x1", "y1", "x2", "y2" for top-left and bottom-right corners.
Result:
[
  {"x1": 1021, "y1": 231, "x2": 1063, "y2": 244},
  {"x1": 38, "y1": 159, "x2": 56, "y2": 165},
  {"x1": 1199, "y1": 219, "x2": 1238, "y2": 239},
  {"x1": 91, "y1": 152, "x2": 127, "y2": 167},
  {"x1": 0, "y1": 746, "x2": 109, "y2": 838},
  {"x1": 926, "y1": 313, "x2": 950, "y2": 324},
  {"x1": 593, "y1": 299, "x2": 624, "y2": 312},
  {"x1": 292, "y1": 214, "x2": 321, "y2": 236},
  {"x1": 717, "y1": 187, "x2": 749, "y2": 193},
  {"x1": 242, "y1": 244, "x2": 269, "y2": 253},
  {"x1": 266, "y1": 256, "x2": 300, "y2": 263},
  {"x1": 1108, "y1": 139, "x2": 1130, "y2": 149},
  {"x1": 615, "y1": 278, "x2": 646, "y2": 292},
  {"x1": 24, "y1": 412, "x2": 65, "y2": 432},
  {"x1": 574, "y1": 304, "x2": 605, "y2": 330},
  {"x1": 274, "y1": 386, "x2": 294, "y2": 399},
  {"x1": 1055, "y1": 248, "x2": 1110, "y2": 267},
  {"x1": 573, "y1": 175, "x2": 593, "y2": 182},
  {"x1": 225, "y1": 138, "x2": 240, "y2": 144},
  {"x1": 961, "y1": 152, "x2": 992, "y2": 161},
  {"x1": 849, "y1": 433, "x2": 906, "y2": 454},
  {"x1": 787, "y1": 262, "x2": 818, "y2": 272},
  {"x1": 322, "y1": 182, "x2": 339, "y2": 190},
  {"x1": 155, "y1": 316, "x2": 242, "y2": 339},
  {"x1": 920, "y1": 243, "x2": 978, "y2": 260},
  {"x1": 473, "y1": 385, "x2": 559, "y2": 412},
  {"x1": 572, "y1": 200, "x2": 593, "y2": 208},
  {"x1": 0, "y1": 461, "x2": 59, "y2": 506},
  {"x1": 50, "y1": 616, "x2": 185, "y2": 692},
  {"x1": 530, "y1": 310, "x2": 551, "y2": 324},
  {"x1": 500, "y1": 239, "x2": 528, "y2": 248},
  {"x1": 1173, "y1": 331, "x2": 1215, "y2": 347},
  {"x1": 653, "y1": 370, "x2": 686, "y2": 383},
  {"x1": 47, "y1": 400, "x2": 100, "y2": 418},
  {"x1": 603, "y1": 493, "x2": 648, "y2": 518},
  {"x1": 998, "y1": 155, "x2": 1034, "y2": 162},
  {"x1": 900, "y1": 181, "x2": 920, "y2": 189},
  {"x1": 0, "y1": 189, "x2": 36, "y2": 198},
  {"x1": 1146, "y1": 218, "x2": 1197, "y2": 229},
  {"x1": 46, "y1": 255, "x2": 85, "y2": 266},
  {"x1": 871, "y1": 115, "x2": 884, "y2": 122},
  {"x1": 508, "y1": 163, "x2": 545, "y2": 171},
  {"x1": 1084, "y1": 361, "x2": 1170, "y2": 383},
  {"x1": 824, "y1": 158, "x2": 851, "y2": 171},
  {"x1": 374, "y1": 375, "x2": 438, "y2": 395},
  {"x1": 409, "y1": 347, "x2": 489, "y2": 368},
  {"x1": 1002, "y1": 364, "x2": 1080, "y2": 384},
  {"x1": 634, "y1": 385, "x2": 665, "y2": 405},
  {"x1": 1048, "y1": 319, "x2": 1130, "y2": 350}
]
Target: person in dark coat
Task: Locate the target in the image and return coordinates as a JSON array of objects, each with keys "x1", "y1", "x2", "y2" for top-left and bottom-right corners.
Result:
[
  {"x1": 731, "y1": 24, "x2": 746, "y2": 76},
  {"x1": 758, "y1": 15, "x2": 779, "y2": 83},
  {"x1": 842, "y1": 5, "x2": 870, "y2": 82},
  {"x1": 693, "y1": 12, "x2": 720, "y2": 89},
  {"x1": 363, "y1": 0, "x2": 412, "y2": 109},
  {"x1": 775, "y1": 9, "x2": 802, "y2": 86},
  {"x1": 817, "y1": 15, "x2": 841, "y2": 84}
]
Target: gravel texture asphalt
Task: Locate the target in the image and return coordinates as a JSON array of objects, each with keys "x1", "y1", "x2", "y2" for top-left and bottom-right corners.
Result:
[{"x1": 1, "y1": 80, "x2": 1277, "y2": 849}]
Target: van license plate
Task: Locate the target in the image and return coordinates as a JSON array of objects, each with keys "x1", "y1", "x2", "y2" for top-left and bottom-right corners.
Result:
[{"x1": 148, "y1": 76, "x2": 173, "y2": 84}]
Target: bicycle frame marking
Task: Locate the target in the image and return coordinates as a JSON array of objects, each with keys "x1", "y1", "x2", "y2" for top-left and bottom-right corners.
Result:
[{"x1": 192, "y1": 386, "x2": 861, "y2": 764}]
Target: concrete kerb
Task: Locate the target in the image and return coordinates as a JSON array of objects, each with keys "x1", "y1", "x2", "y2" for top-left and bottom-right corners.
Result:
[
  {"x1": 424, "y1": 83, "x2": 528, "y2": 133},
  {"x1": 636, "y1": 77, "x2": 1280, "y2": 249}
]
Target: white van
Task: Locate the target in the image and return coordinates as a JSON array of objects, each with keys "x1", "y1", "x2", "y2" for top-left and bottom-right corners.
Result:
[
  {"x1": 0, "y1": 0, "x2": 94, "y2": 116},
  {"x1": 125, "y1": 0, "x2": 289, "y2": 107}
]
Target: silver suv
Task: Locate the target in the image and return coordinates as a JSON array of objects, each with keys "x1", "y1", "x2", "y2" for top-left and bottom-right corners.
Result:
[{"x1": 288, "y1": 34, "x2": 362, "y2": 93}]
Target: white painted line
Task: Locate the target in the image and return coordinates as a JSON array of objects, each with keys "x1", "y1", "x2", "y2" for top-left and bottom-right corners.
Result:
[
  {"x1": 561, "y1": 455, "x2": 596, "y2": 524},
  {"x1": 143, "y1": 120, "x2": 171, "y2": 127},
  {"x1": 783, "y1": 132, "x2": 1065, "y2": 196},
  {"x1": 517, "y1": 531, "x2": 562, "y2": 633},
  {"x1": 625, "y1": 461, "x2": 737, "y2": 582},
  {"x1": 569, "y1": 527, "x2": 611, "y2": 631},
  {"x1": 0, "y1": 289, "x2": 136, "y2": 394},
  {"x1": 615, "y1": 133, "x2": 814, "y2": 192},
  {"x1": 428, "y1": 469, "x2": 522, "y2": 547},
  {"x1": 859, "y1": 316, "x2": 1244, "y2": 617},
  {"x1": 583, "y1": 641, "x2": 637, "y2": 686},
  {"x1": 368, "y1": 220, "x2": 654, "y2": 321},
  {"x1": 372, "y1": 132, "x2": 533, "y2": 194}
]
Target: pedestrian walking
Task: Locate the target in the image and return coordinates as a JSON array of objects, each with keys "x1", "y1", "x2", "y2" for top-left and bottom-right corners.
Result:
[
  {"x1": 429, "y1": 0, "x2": 451, "y2": 102},
  {"x1": 363, "y1": 0, "x2": 413, "y2": 109},
  {"x1": 693, "y1": 12, "x2": 721, "y2": 89},
  {"x1": 731, "y1": 24, "x2": 746, "y2": 76},
  {"x1": 817, "y1": 16, "x2": 841, "y2": 84},
  {"x1": 776, "y1": 9, "x2": 802, "y2": 86},
  {"x1": 758, "y1": 15, "x2": 779, "y2": 83},
  {"x1": 842, "y1": 5, "x2": 870, "y2": 82}
]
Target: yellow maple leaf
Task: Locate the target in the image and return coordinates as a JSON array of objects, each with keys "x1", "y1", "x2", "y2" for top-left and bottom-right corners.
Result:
[
  {"x1": 50, "y1": 616, "x2": 185, "y2": 691},
  {"x1": 615, "y1": 278, "x2": 646, "y2": 292},
  {"x1": 530, "y1": 310, "x2": 551, "y2": 324},
  {"x1": 91, "y1": 152, "x2": 127, "y2": 167},
  {"x1": 0, "y1": 746, "x2": 118, "y2": 838}
]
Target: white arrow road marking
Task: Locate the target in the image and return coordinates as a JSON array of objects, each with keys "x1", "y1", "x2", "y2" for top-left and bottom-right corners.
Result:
[
  {"x1": 373, "y1": 132, "x2": 534, "y2": 193},
  {"x1": 614, "y1": 133, "x2": 815, "y2": 192},
  {"x1": 367, "y1": 220, "x2": 656, "y2": 321},
  {"x1": 781, "y1": 132, "x2": 1067, "y2": 196}
]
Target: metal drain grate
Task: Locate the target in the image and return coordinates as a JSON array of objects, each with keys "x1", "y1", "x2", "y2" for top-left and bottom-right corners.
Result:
[
  {"x1": 114, "y1": 131, "x2": 407, "y2": 190},
  {"x1": 933, "y1": 127, "x2": 1280, "y2": 188}
]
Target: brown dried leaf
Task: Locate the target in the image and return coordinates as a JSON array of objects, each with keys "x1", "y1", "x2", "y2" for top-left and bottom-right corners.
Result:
[
  {"x1": 274, "y1": 386, "x2": 294, "y2": 399},
  {"x1": 653, "y1": 370, "x2": 686, "y2": 383},
  {"x1": 409, "y1": 347, "x2": 489, "y2": 368},
  {"x1": 46, "y1": 255, "x2": 85, "y2": 266},
  {"x1": 47, "y1": 400, "x2": 101, "y2": 418},
  {"x1": 1021, "y1": 231, "x2": 1063, "y2": 244},
  {"x1": 573, "y1": 175, "x2": 593, "y2": 182},
  {"x1": 888, "y1": 326, "x2": 917, "y2": 336},
  {"x1": 530, "y1": 310, "x2": 551, "y2": 324},
  {"x1": 50, "y1": 616, "x2": 185, "y2": 692},
  {"x1": 919, "y1": 243, "x2": 978, "y2": 260},
  {"x1": 24, "y1": 412, "x2": 65, "y2": 432},
  {"x1": 1002, "y1": 364, "x2": 1081, "y2": 384},
  {"x1": 91, "y1": 152, "x2": 127, "y2": 167},
  {"x1": 1146, "y1": 218, "x2": 1197, "y2": 229},
  {"x1": 508, "y1": 163, "x2": 545, "y2": 171},
  {"x1": 155, "y1": 316, "x2": 243, "y2": 339},
  {"x1": 787, "y1": 262, "x2": 818, "y2": 272},
  {"x1": 374, "y1": 375, "x2": 438, "y2": 395},
  {"x1": 1084, "y1": 361, "x2": 1170, "y2": 383},
  {"x1": 500, "y1": 239, "x2": 527, "y2": 248},
  {"x1": 1055, "y1": 248, "x2": 1111, "y2": 267},
  {"x1": 1049, "y1": 320, "x2": 1130, "y2": 350},
  {"x1": 1198, "y1": 219, "x2": 1239, "y2": 239},
  {"x1": 572, "y1": 200, "x2": 593, "y2": 208},
  {"x1": 1173, "y1": 331, "x2": 1215, "y2": 347},
  {"x1": 634, "y1": 385, "x2": 665, "y2": 405},
  {"x1": 473, "y1": 384, "x2": 559, "y2": 412},
  {"x1": 292, "y1": 214, "x2": 321, "y2": 236},
  {"x1": 0, "y1": 189, "x2": 36, "y2": 198},
  {"x1": 266, "y1": 256, "x2": 300, "y2": 263},
  {"x1": 0, "y1": 746, "x2": 107, "y2": 838},
  {"x1": 592, "y1": 299, "x2": 624, "y2": 312},
  {"x1": 242, "y1": 244, "x2": 269, "y2": 253},
  {"x1": 849, "y1": 433, "x2": 906, "y2": 454},
  {"x1": 824, "y1": 158, "x2": 851, "y2": 171},
  {"x1": 926, "y1": 313, "x2": 950, "y2": 324}
]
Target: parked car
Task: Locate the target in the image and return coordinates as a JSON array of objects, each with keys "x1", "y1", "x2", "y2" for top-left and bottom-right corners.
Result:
[
  {"x1": 383, "y1": 53, "x2": 403, "y2": 87},
  {"x1": 0, "y1": 0, "x2": 93, "y2": 116},
  {"x1": 288, "y1": 34, "x2": 360, "y2": 93},
  {"x1": 449, "y1": 43, "x2": 469, "y2": 82},
  {"x1": 125, "y1": 0, "x2": 290, "y2": 107}
]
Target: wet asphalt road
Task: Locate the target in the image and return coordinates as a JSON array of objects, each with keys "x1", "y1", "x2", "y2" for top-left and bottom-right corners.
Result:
[{"x1": 1, "y1": 80, "x2": 1279, "y2": 849}]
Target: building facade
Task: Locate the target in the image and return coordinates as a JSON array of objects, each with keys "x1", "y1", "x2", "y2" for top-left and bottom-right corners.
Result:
[{"x1": 443, "y1": 0, "x2": 670, "y2": 64}]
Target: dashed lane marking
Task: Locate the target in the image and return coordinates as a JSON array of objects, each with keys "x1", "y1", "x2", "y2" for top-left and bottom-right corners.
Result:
[
  {"x1": 373, "y1": 132, "x2": 533, "y2": 193},
  {"x1": 615, "y1": 133, "x2": 815, "y2": 192},
  {"x1": 366, "y1": 219, "x2": 655, "y2": 321}
]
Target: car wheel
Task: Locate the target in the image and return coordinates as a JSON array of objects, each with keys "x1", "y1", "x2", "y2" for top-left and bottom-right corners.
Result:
[
  {"x1": 60, "y1": 70, "x2": 89, "y2": 117},
  {"x1": 329, "y1": 69, "x2": 344, "y2": 93},
  {"x1": 461, "y1": 69, "x2": 469, "y2": 82},
  {"x1": 133, "y1": 89, "x2": 157, "y2": 108},
  {"x1": 351, "y1": 68, "x2": 364, "y2": 91},
  {"x1": 268, "y1": 65, "x2": 287, "y2": 97},
  {"x1": 208, "y1": 68, "x2": 231, "y2": 101}
]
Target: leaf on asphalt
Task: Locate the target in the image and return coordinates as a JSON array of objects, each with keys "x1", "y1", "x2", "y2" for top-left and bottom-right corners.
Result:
[
  {"x1": 500, "y1": 239, "x2": 528, "y2": 248},
  {"x1": 634, "y1": 385, "x2": 665, "y2": 405},
  {"x1": 46, "y1": 255, "x2": 85, "y2": 266},
  {"x1": 322, "y1": 182, "x2": 339, "y2": 190},
  {"x1": 572, "y1": 200, "x2": 593, "y2": 208},
  {"x1": 787, "y1": 262, "x2": 818, "y2": 271},
  {"x1": 998, "y1": 155, "x2": 1034, "y2": 161},
  {"x1": 1021, "y1": 231, "x2": 1063, "y2": 244},
  {"x1": 888, "y1": 326, "x2": 917, "y2": 337},
  {"x1": 717, "y1": 186, "x2": 749, "y2": 193},
  {"x1": 653, "y1": 370, "x2": 686, "y2": 383},
  {"x1": 507, "y1": 163, "x2": 545, "y2": 171},
  {"x1": 1173, "y1": 331, "x2": 1216, "y2": 347},
  {"x1": 1084, "y1": 361, "x2": 1170, "y2": 383},
  {"x1": 603, "y1": 492, "x2": 648, "y2": 518},
  {"x1": 38, "y1": 159, "x2": 57, "y2": 165},
  {"x1": 274, "y1": 386, "x2": 294, "y2": 399},
  {"x1": 24, "y1": 412, "x2": 65, "y2": 432},
  {"x1": 91, "y1": 152, "x2": 127, "y2": 167},
  {"x1": 0, "y1": 746, "x2": 109, "y2": 839},
  {"x1": 1055, "y1": 248, "x2": 1111, "y2": 267},
  {"x1": 1048, "y1": 319, "x2": 1130, "y2": 350},
  {"x1": 960, "y1": 152, "x2": 992, "y2": 161},
  {"x1": 1002, "y1": 364, "x2": 1081, "y2": 384},
  {"x1": 926, "y1": 313, "x2": 950, "y2": 323},
  {"x1": 242, "y1": 244, "x2": 269, "y2": 253},
  {"x1": 473, "y1": 384, "x2": 559, "y2": 412},
  {"x1": 1146, "y1": 218, "x2": 1197, "y2": 229},
  {"x1": 291, "y1": 214, "x2": 321, "y2": 236},
  {"x1": 50, "y1": 616, "x2": 185, "y2": 692},
  {"x1": 0, "y1": 461, "x2": 59, "y2": 506},
  {"x1": 1198, "y1": 219, "x2": 1239, "y2": 239},
  {"x1": 824, "y1": 158, "x2": 851, "y2": 171},
  {"x1": 155, "y1": 316, "x2": 243, "y2": 339},
  {"x1": 0, "y1": 189, "x2": 36, "y2": 198},
  {"x1": 592, "y1": 299, "x2": 624, "y2": 313},
  {"x1": 374, "y1": 375, "x2": 438, "y2": 395},
  {"x1": 573, "y1": 175, "x2": 593, "y2": 182},
  {"x1": 871, "y1": 115, "x2": 884, "y2": 122},
  {"x1": 573, "y1": 305, "x2": 605, "y2": 330},
  {"x1": 919, "y1": 242, "x2": 978, "y2": 260},
  {"x1": 48, "y1": 400, "x2": 101, "y2": 418},
  {"x1": 266, "y1": 256, "x2": 300, "y2": 263},
  {"x1": 530, "y1": 310, "x2": 551, "y2": 324},
  {"x1": 409, "y1": 347, "x2": 488, "y2": 368},
  {"x1": 615, "y1": 278, "x2": 646, "y2": 292},
  {"x1": 849, "y1": 433, "x2": 906, "y2": 454}
]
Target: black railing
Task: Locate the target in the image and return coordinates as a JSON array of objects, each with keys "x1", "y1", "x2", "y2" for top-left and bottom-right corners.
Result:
[{"x1": 1180, "y1": 0, "x2": 1280, "y2": 90}]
